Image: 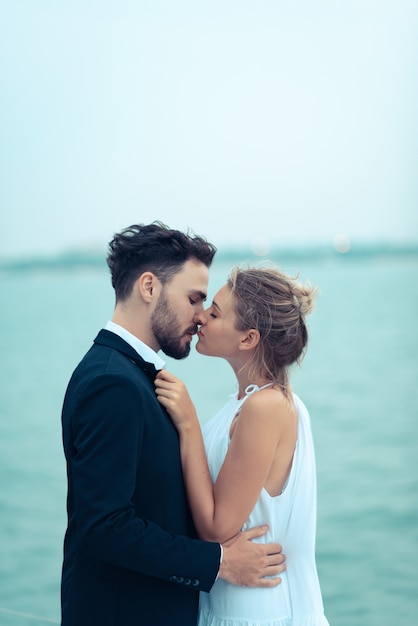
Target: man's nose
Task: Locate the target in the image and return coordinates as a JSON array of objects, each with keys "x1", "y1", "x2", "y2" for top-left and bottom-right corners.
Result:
[{"x1": 194, "y1": 309, "x2": 206, "y2": 325}]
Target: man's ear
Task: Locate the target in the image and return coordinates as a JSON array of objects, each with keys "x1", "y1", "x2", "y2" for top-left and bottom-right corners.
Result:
[
  {"x1": 239, "y1": 329, "x2": 260, "y2": 351},
  {"x1": 136, "y1": 272, "x2": 160, "y2": 303}
]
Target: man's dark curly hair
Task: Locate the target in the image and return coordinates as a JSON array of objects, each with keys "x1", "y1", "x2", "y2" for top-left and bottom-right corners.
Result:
[{"x1": 106, "y1": 221, "x2": 217, "y2": 302}]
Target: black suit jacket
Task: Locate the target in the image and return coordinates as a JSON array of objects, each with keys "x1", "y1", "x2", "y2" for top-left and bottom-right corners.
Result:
[{"x1": 61, "y1": 329, "x2": 220, "y2": 626}]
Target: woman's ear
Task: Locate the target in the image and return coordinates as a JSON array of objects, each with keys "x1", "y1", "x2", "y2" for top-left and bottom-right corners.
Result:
[
  {"x1": 136, "y1": 272, "x2": 160, "y2": 303},
  {"x1": 239, "y1": 329, "x2": 260, "y2": 351}
]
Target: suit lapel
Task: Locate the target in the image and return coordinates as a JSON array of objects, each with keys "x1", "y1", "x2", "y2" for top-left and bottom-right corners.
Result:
[{"x1": 94, "y1": 329, "x2": 159, "y2": 379}]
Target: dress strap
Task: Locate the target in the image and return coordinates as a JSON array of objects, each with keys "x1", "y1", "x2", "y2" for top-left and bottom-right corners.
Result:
[{"x1": 244, "y1": 382, "x2": 275, "y2": 396}]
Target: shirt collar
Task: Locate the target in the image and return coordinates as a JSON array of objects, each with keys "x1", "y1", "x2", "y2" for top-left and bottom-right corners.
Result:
[{"x1": 105, "y1": 320, "x2": 166, "y2": 370}]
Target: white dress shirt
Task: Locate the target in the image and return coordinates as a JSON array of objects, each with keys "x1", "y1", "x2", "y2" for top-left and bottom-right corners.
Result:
[{"x1": 105, "y1": 320, "x2": 166, "y2": 370}]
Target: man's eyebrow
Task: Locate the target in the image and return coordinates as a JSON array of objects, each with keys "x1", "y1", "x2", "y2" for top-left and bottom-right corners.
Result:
[{"x1": 190, "y1": 290, "x2": 207, "y2": 301}]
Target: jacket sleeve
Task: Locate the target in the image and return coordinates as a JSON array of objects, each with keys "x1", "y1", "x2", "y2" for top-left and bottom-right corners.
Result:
[{"x1": 63, "y1": 369, "x2": 221, "y2": 592}]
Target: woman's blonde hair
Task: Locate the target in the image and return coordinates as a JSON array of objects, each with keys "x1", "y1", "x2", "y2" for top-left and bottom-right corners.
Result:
[{"x1": 227, "y1": 266, "x2": 318, "y2": 394}]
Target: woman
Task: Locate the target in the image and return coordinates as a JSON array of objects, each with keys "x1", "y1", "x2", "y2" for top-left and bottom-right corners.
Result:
[{"x1": 155, "y1": 266, "x2": 329, "y2": 626}]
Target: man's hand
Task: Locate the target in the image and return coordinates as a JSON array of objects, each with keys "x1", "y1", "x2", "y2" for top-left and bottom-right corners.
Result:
[{"x1": 218, "y1": 525, "x2": 286, "y2": 587}]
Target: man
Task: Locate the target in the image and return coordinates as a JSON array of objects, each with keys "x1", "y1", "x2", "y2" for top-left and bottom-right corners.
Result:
[{"x1": 61, "y1": 222, "x2": 285, "y2": 626}]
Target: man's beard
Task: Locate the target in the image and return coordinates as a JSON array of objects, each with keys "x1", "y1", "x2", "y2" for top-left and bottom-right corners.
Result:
[{"x1": 151, "y1": 291, "x2": 197, "y2": 360}]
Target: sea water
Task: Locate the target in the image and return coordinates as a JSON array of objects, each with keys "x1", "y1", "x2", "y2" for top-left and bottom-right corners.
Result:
[{"x1": 0, "y1": 250, "x2": 417, "y2": 626}]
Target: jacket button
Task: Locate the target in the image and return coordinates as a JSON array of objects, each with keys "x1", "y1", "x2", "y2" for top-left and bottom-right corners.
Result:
[{"x1": 192, "y1": 579, "x2": 199, "y2": 586}]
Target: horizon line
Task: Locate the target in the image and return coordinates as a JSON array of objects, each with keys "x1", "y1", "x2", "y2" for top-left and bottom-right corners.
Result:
[{"x1": 1, "y1": 240, "x2": 418, "y2": 271}]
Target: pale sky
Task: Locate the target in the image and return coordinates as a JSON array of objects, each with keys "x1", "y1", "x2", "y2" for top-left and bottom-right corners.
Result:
[{"x1": 1, "y1": 1, "x2": 417, "y2": 259}]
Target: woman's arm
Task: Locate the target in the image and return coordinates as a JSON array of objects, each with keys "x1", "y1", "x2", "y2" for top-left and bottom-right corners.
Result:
[
  {"x1": 155, "y1": 370, "x2": 289, "y2": 543},
  {"x1": 155, "y1": 370, "x2": 218, "y2": 537}
]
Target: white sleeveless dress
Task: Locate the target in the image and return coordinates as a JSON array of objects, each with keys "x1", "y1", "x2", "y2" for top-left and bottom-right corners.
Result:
[{"x1": 198, "y1": 385, "x2": 329, "y2": 626}]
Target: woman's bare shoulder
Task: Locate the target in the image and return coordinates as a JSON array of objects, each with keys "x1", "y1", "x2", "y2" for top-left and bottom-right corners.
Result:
[{"x1": 238, "y1": 386, "x2": 296, "y2": 427}]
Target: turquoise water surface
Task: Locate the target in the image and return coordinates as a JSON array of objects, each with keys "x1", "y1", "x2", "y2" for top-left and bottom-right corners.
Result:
[{"x1": 1, "y1": 249, "x2": 417, "y2": 625}]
